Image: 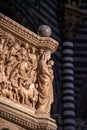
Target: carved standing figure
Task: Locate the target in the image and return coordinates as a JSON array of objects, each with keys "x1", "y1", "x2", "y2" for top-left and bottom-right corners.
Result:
[
  {"x1": 36, "y1": 50, "x2": 54, "y2": 115},
  {"x1": 28, "y1": 47, "x2": 37, "y2": 83},
  {"x1": 18, "y1": 83, "x2": 38, "y2": 107}
]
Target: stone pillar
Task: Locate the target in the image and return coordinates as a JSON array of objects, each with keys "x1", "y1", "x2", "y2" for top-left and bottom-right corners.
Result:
[{"x1": 62, "y1": 41, "x2": 75, "y2": 130}]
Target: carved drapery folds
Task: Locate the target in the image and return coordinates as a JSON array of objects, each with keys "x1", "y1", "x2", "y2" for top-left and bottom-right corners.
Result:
[{"x1": 0, "y1": 13, "x2": 59, "y2": 117}]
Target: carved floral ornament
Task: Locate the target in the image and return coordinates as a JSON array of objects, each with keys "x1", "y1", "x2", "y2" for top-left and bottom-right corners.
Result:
[{"x1": 0, "y1": 13, "x2": 59, "y2": 116}]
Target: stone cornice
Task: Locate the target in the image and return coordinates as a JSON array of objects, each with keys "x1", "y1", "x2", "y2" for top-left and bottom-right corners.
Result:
[
  {"x1": 0, "y1": 13, "x2": 59, "y2": 53},
  {"x1": 0, "y1": 98, "x2": 57, "y2": 130}
]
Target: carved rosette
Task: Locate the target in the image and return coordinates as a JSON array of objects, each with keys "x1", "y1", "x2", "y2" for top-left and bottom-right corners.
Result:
[{"x1": 0, "y1": 12, "x2": 59, "y2": 122}]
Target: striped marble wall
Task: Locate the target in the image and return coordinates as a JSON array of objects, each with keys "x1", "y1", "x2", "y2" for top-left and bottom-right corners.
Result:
[{"x1": 62, "y1": 42, "x2": 75, "y2": 130}]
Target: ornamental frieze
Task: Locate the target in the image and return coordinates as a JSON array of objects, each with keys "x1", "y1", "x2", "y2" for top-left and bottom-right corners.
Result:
[{"x1": 0, "y1": 13, "x2": 58, "y2": 53}]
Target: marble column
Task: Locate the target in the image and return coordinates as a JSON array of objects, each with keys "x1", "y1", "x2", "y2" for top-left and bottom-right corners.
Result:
[{"x1": 62, "y1": 41, "x2": 75, "y2": 130}]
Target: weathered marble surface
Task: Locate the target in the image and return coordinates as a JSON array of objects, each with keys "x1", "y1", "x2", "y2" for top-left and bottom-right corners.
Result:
[{"x1": 0, "y1": 13, "x2": 58, "y2": 130}]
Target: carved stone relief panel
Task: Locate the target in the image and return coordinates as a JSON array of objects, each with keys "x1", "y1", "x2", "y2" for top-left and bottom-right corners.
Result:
[
  {"x1": 0, "y1": 13, "x2": 59, "y2": 130},
  {"x1": 0, "y1": 13, "x2": 59, "y2": 119},
  {"x1": 0, "y1": 28, "x2": 55, "y2": 116}
]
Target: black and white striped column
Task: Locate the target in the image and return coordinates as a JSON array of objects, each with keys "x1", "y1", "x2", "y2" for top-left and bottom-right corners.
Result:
[{"x1": 62, "y1": 41, "x2": 75, "y2": 130}]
